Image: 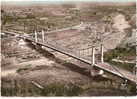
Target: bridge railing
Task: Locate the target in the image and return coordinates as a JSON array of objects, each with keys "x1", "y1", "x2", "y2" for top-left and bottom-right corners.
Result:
[{"x1": 30, "y1": 34, "x2": 93, "y2": 63}]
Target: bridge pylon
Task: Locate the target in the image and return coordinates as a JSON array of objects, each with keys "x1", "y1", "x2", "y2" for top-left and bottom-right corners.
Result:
[
  {"x1": 101, "y1": 44, "x2": 104, "y2": 63},
  {"x1": 35, "y1": 30, "x2": 38, "y2": 43},
  {"x1": 91, "y1": 46, "x2": 95, "y2": 66},
  {"x1": 42, "y1": 30, "x2": 45, "y2": 43}
]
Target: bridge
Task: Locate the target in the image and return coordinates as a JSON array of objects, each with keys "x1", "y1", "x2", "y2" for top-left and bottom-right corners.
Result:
[{"x1": 2, "y1": 29, "x2": 137, "y2": 86}]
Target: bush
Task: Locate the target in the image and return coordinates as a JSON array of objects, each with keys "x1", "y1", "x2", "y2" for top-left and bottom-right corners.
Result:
[
  {"x1": 1, "y1": 79, "x2": 83, "y2": 96},
  {"x1": 16, "y1": 67, "x2": 29, "y2": 73},
  {"x1": 40, "y1": 83, "x2": 83, "y2": 96},
  {"x1": 104, "y1": 47, "x2": 135, "y2": 71}
]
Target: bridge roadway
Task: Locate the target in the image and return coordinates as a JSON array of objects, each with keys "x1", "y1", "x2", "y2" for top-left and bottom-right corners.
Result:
[{"x1": 2, "y1": 31, "x2": 137, "y2": 84}]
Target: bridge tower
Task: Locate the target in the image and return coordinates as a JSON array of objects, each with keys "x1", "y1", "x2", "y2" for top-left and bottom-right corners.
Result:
[
  {"x1": 101, "y1": 44, "x2": 104, "y2": 63},
  {"x1": 91, "y1": 44, "x2": 104, "y2": 65},
  {"x1": 42, "y1": 30, "x2": 45, "y2": 43},
  {"x1": 92, "y1": 46, "x2": 95, "y2": 65},
  {"x1": 35, "y1": 30, "x2": 38, "y2": 42}
]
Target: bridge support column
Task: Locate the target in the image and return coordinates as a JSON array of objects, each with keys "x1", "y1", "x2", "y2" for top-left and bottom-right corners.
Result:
[
  {"x1": 101, "y1": 44, "x2": 104, "y2": 63},
  {"x1": 92, "y1": 46, "x2": 95, "y2": 66},
  {"x1": 35, "y1": 30, "x2": 38, "y2": 43},
  {"x1": 42, "y1": 30, "x2": 45, "y2": 43},
  {"x1": 120, "y1": 80, "x2": 128, "y2": 90}
]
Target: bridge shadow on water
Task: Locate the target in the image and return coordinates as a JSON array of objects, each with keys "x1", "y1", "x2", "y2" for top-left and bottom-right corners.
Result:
[
  {"x1": 55, "y1": 58, "x2": 92, "y2": 78},
  {"x1": 26, "y1": 42, "x2": 55, "y2": 59},
  {"x1": 26, "y1": 42, "x2": 92, "y2": 78}
]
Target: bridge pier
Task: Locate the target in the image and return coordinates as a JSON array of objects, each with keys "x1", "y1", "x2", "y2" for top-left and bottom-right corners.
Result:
[
  {"x1": 18, "y1": 38, "x2": 28, "y2": 48},
  {"x1": 120, "y1": 80, "x2": 128, "y2": 90}
]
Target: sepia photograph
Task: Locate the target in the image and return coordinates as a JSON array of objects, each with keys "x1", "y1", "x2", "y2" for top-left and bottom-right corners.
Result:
[{"x1": 1, "y1": 0, "x2": 137, "y2": 97}]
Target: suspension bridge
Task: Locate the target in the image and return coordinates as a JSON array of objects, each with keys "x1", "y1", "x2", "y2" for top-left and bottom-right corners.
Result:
[{"x1": 2, "y1": 29, "x2": 137, "y2": 86}]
